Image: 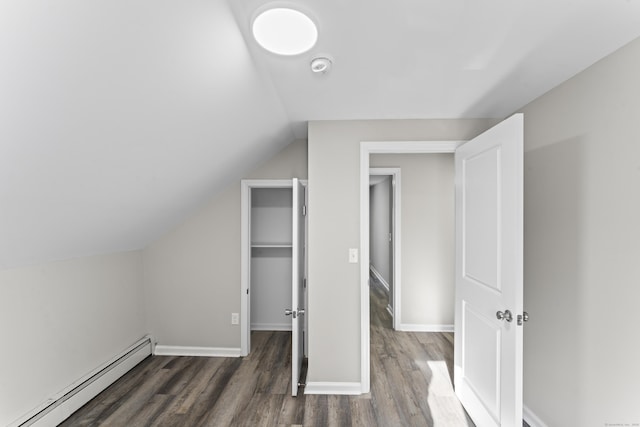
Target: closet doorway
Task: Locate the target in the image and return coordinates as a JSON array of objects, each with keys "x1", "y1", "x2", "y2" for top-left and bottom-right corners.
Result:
[{"x1": 240, "y1": 178, "x2": 307, "y2": 396}]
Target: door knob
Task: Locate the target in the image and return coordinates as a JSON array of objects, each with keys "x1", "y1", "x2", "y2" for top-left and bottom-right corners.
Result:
[
  {"x1": 285, "y1": 308, "x2": 304, "y2": 318},
  {"x1": 496, "y1": 310, "x2": 513, "y2": 322}
]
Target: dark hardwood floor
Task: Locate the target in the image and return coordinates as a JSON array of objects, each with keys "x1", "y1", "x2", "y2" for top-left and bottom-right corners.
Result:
[{"x1": 61, "y1": 277, "x2": 474, "y2": 426}]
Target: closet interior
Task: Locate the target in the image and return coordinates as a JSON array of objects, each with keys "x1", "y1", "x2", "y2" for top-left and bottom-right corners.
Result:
[{"x1": 249, "y1": 187, "x2": 294, "y2": 331}]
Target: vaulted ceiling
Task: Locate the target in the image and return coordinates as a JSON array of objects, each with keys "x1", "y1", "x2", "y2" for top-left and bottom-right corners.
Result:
[{"x1": 1, "y1": 0, "x2": 639, "y2": 268}]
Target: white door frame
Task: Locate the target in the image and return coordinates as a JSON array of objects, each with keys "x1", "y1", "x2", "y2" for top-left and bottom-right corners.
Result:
[
  {"x1": 369, "y1": 167, "x2": 401, "y2": 330},
  {"x1": 359, "y1": 141, "x2": 463, "y2": 393},
  {"x1": 240, "y1": 179, "x2": 307, "y2": 357}
]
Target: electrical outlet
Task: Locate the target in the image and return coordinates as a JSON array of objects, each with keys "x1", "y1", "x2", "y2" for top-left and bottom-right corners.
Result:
[{"x1": 231, "y1": 313, "x2": 239, "y2": 325}]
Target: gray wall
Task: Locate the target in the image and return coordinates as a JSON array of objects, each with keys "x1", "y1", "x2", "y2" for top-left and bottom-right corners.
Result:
[
  {"x1": 371, "y1": 154, "x2": 455, "y2": 328},
  {"x1": 0, "y1": 251, "x2": 146, "y2": 426},
  {"x1": 142, "y1": 140, "x2": 307, "y2": 348},
  {"x1": 519, "y1": 37, "x2": 640, "y2": 425},
  {"x1": 307, "y1": 119, "x2": 498, "y2": 384}
]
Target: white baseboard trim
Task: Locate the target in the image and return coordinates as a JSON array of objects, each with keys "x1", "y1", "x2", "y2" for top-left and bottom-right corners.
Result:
[
  {"x1": 524, "y1": 405, "x2": 548, "y2": 427},
  {"x1": 386, "y1": 304, "x2": 393, "y2": 318},
  {"x1": 369, "y1": 266, "x2": 390, "y2": 293},
  {"x1": 10, "y1": 335, "x2": 152, "y2": 427},
  {"x1": 397, "y1": 323, "x2": 454, "y2": 332},
  {"x1": 304, "y1": 382, "x2": 363, "y2": 395},
  {"x1": 251, "y1": 323, "x2": 292, "y2": 331},
  {"x1": 154, "y1": 345, "x2": 241, "y2": 358}
]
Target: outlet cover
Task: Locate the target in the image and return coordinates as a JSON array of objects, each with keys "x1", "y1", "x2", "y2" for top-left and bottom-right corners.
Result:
[{"x1": 231, "y1": 313, "x2": 239, "y2": 325}]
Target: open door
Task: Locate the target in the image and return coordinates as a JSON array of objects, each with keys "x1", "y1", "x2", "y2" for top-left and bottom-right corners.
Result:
[
  {"x1": 289, "y1": 178, "x2": 306, "y2": 396},
  {"x1": 454, "y1": 114, "x2": 524, "y2": 426}
]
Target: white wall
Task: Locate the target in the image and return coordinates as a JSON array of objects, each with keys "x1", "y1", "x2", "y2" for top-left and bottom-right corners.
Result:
[
  {"x1": 371, "y1": 154, "x2": 455, "y2": 328},
  {"x1": 142, "y1": 139, "x2": 307, "y2": 349},
  {"x1": 0, "y1": 251, "x2": 145, "y2": 426},
  {"x1": 519, "y1": 37, "x2": 640, "y2": 426},
  {"x1": 369, "y1": 177, "x2": 392, "y2": 287},
  {"x1": 307, "y1": 119, "x2": 498, "y2": 384}
]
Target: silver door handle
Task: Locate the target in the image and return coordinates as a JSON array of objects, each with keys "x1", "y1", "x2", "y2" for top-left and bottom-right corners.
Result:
[
  {"x1": 496, "y1": 310, "x2": 513, "y2": 322},
  {"x1": 285, "y1": 308, "x2": 304, "y2": 318}
]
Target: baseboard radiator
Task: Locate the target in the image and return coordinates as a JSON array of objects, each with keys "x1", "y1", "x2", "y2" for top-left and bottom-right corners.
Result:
[{"x1": 11, "y1": 335, "x2": 153, "y2": 427}]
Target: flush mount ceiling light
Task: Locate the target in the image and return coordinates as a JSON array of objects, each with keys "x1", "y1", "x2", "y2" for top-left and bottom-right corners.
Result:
[{"x1": 252, "y1": 8, "x2": 318, "y2": 55}]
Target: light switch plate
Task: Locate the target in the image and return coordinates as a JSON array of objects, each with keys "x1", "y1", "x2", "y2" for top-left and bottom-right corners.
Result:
[
  {"x1": 349, "y1": 248, "x2": 358, "y2": 263},
  {"x1": 231, "y1": 313, "x2": 239, "y2": 325}
]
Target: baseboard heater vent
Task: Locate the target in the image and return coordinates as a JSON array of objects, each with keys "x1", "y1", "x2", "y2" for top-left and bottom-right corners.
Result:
[{"x1": 12, "y1": 335, "x2": 152, "y2": 427}]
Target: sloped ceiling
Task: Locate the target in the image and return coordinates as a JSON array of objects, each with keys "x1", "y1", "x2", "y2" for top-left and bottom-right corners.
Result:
[
  {"x1": 1, "y1": 0, "x2": 639, "y2": 268},
  {"x1": 0, "y1": 0, "x2": 292, "y2": 268}
]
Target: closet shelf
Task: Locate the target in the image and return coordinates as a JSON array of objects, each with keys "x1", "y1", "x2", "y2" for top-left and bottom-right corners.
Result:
[{"x1": 251, "y1": 243, "x2": 293, "y2": 248}]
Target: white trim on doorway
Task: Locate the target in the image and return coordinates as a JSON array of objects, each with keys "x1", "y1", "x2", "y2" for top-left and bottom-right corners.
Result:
[
  {"x1": 369, "y1": 167, "x2": 401, "y2": 330},
  {"x1": 359, "y1": 140, "x2": 463, "y2": 394}
]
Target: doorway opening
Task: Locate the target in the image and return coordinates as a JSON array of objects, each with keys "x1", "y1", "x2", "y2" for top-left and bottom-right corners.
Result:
[
  {"x1": 360, "y1": 116, "x2": 524, "y2": 425},
  {"x1": 366, "y1": 147, "x2": 471, "y2": 425},
  {"x1": 240, "y1": 179, "x2": 308, "y2": 396},
  {"x1": 369, "y1": 168, "x2": 400, "y2": 330},
  {"x1": 359, "y1": 141, "x2": 462, "y2": 393},
  {"x1": 370, "y1": 153, "x2": 457, "y2": 333}
]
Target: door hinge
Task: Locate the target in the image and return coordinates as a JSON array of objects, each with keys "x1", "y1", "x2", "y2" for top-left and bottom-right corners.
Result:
[
  {"x1": 246, "y1": 288, "x2": 249, "y2": 295},
  {"x1": 302, "y1": 205, "x2": 307, "y2": 216}
]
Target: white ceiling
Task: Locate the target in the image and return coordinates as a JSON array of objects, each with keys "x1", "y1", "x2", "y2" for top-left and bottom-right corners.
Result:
[
  {"x1": 233, "y1": 0, "x2": 640, "y2": 137},
  {"x1": 1, "y1": 0, "x2": 639, "y2": 268}
]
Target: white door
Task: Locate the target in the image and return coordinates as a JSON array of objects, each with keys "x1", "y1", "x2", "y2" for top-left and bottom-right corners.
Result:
[
  {"x1": 290, "y1": 178, "x2": 306, "y2": 396},
  {"x1": 454, "y1": 114, "x2": 524, "y2": 427}
]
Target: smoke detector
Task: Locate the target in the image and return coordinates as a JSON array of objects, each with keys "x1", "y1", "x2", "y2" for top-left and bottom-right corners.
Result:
[{"x1": 310, "y1": 56, "x2": 332, "y2": 74}]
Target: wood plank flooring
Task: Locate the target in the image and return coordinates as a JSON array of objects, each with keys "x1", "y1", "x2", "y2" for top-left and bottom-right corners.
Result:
[{"x1": 61, "y1": 277, "x2": 474, "y2": 426}]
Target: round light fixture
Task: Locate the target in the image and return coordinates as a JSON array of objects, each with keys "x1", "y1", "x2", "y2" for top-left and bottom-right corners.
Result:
[{"x1": 252, "y1": 8, "x2": 318, "y2": 56}]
